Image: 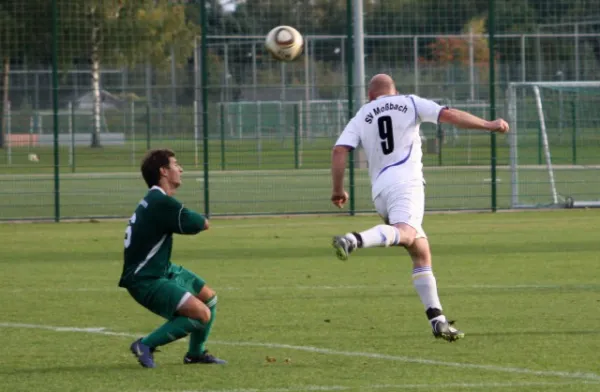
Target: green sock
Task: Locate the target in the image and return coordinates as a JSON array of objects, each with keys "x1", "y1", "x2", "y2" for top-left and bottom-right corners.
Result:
[
  {"x1": 141, "y1": 316, "x2": 205, "y2": 348},
  {"x1": 188, "y1": 295, "x2": 217, "y2": 356}
]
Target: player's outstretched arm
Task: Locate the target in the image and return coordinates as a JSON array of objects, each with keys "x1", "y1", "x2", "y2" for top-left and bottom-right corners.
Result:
[
  {"x1": 161, "y1": 197, "x2": 209, "y2": 235},
  {"x1": 439, "y1": 108, "x2": 509, "y2": 133},
  {"x1": 178, "y1": 208, "x2": 209, "y2": 234},
  {"x1": 331, "y1": 145, "x2": 350, "y2": 208}
]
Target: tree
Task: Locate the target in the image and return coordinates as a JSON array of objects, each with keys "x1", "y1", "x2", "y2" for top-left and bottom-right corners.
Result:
[
  {"x1": 58, "y1": 0, "x2": 198, "y2": 147},
  {"x1": 0, "y1": 1, "x2": 29, "y2": 148},
  {"x1": 0, "y1": 7, "x2": 12, "y2": 148},
  {"x1": 426, "y1": 18, "x2": 491, "y2": 66},
  {"x1": 232, "y1": 0, "x2": 344, "y2": 35},
  {"x1": 0, "y1": 0, "x2": 58, "y2": 148}
]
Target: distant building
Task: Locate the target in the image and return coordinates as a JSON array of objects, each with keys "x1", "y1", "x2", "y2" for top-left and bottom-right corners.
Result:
[{"x1": 72, "y1": 90, "x2": 125, "y2": 111}]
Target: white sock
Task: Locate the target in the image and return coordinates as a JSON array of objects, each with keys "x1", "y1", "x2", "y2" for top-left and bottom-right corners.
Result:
[
  {"x1": 412, "y1": 266, "x2": 446, "y2": 324},
  {"x1": 346, "y1": 225, "x2": 400, "y2": 248}
]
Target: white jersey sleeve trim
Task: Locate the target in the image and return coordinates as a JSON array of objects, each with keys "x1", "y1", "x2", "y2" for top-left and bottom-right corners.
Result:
[
  {"x1": 177, "y1": 205, "x2": 184, "y2": 233},
  {"x1": 408, "y1": 96, "x2": 418, "y2": 125},
  {"x1": 409, "y1": 95, "x2": 445, "y2": 124}
]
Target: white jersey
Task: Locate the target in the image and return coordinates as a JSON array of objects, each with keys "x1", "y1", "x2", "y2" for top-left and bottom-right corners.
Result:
[{"x1": 335, "y1": 94, "x2": 445, "y2": 199}]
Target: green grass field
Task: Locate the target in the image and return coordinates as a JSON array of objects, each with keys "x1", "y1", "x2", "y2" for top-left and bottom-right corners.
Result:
[
  {"x1": 1, "y1": 132, "x2": 599, "y2": 173},
  {"x1": 0, "y1": 132, "x2": 600, "y2": 220},
  {"x1": 1, "y1": 211, "x2": 600, "y2": 391},
  {"x1": 1, "y1": 165, "x2": 600, "y2": 220}
]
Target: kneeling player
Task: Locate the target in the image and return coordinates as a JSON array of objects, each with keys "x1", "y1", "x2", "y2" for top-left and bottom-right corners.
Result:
[{"x1": 118, "y1": 148, "x2": 225, "y2": 368}]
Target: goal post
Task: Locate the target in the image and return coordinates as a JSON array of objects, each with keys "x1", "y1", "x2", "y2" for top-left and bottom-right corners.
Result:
[
  {"x1": 507, "y1": 81, "x2": 600, "y2": 209},
  {"x1": 532, "y1": 85, "x2": 559, "y2": 205}
]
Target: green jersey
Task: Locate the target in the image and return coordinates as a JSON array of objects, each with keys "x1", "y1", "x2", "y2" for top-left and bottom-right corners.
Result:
[{"x1": 118, "y1": 186, "x2": 206, "y2": 287}]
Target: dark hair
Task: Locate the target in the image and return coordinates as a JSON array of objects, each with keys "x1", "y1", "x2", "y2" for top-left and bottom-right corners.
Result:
[{"x1": 141, "y1": 149, "x2": 175, "y2": 188}]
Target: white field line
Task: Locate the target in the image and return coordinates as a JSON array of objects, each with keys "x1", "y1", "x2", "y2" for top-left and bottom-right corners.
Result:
[
  {"x1": 5, "y1": 212, "x2": 600, "y2": 227},
  {"x1": 201, "y1": 214, "x2": 600, "y2": 228},
  {"x1": 1, "y1": 322, "x2": 599, "y2": 382},
  {"x1": 147, "y1": 380, "x2": 599, "y2": 392},
  {"x1": 1, "y1": 164, "x2": 599, "y2": 180},
  {"x1": 176, "y1": 215, "x2": 600, "y2": 229},
  {"x1": 1, "y1": 283, "x2": 598, "y2": 294}
]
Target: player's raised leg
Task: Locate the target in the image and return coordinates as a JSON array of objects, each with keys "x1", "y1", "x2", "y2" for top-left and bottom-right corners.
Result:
[
  {"x1": 407, "y1": 237, "x2": 464, "y2": 342},
  {"x1": 333, "y1": 224, "x2": 403, "y2": 260},
  {"x1": 332, "y1": 186, "x2": 415, "y2": 260},
  {"x1": 184, "y1": 285, "x2": 226, "y2": 364}
]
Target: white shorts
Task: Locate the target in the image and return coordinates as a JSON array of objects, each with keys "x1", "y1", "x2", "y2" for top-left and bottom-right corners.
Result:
[{"x1": 373, "y1": 182, "x2": 427, "y2": 239}]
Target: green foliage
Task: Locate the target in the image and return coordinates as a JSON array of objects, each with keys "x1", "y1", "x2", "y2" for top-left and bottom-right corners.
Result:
[
  {"x1": 0, "y1": 1, "x2": 50, "y2": 60},
  {"x1": 129, "y1": 0, "x2": 199, "y2": 70},
  {"x1": 222, "y1": 0, "x2": 600, "y2": 75},
  {"x1": 56, "y1": 0, "x2": 198, "y2": 70}
]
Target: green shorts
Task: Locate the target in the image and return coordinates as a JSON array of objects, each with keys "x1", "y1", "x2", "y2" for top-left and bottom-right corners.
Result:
[{"x1": 126, "y1": 263, "x2": 206, "y2": 320}]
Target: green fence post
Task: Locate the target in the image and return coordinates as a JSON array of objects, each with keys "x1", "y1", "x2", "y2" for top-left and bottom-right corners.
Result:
[
  {"x1": 220, "y1": 103, "x2": 225, "y2": 170},
  {"x1": 571, "y1": 100, "x2": 577, "y2": 165},
  {"x1": 200, "y1": 1, "x2": 210, "y2": 217},
  {"x1": 437, "y1": 123, "x2": 443, "y2": 166},
  {"x1": 6, "y1": 102, "x2": 11, "y2": 165},
  {"x1": 346, "y1": 0, "x2": 355, "y2": 216},
  {"x1": 488, "y1": 0, "x2": 497, "y2": 212},
  {"x1": 0, "y1": 99, "x2": 3, "y2": 149},
  {"x1": 131, "y1": 101, "x2": 136, "y2": 166},
  {"x1": 51, "y1": 0, "x2": 60, "y2": 222},
  {"x1": 146, "y1": 103, "x2": 151, "y2": 150},
  {"x1": 71, "y1": 102, "x2": 76, "y2": 173},
  {"x1": 294, "y1": 103, "x2": 300, "y2": 169}
]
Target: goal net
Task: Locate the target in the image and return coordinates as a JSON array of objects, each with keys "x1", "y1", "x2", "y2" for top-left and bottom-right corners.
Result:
[{"x1": 507, "y1": 81, "x2": 600, "y2": 209}]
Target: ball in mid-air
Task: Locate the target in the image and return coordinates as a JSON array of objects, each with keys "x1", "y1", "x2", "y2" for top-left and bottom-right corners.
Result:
[{"x1": 265, "y1": 25, "x2": 304, "y2": 62}]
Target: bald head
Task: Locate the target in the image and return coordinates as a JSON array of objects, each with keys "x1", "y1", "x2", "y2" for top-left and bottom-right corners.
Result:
[{"x1": 368, "y1": 74, "x2": 396, "y2": 101}]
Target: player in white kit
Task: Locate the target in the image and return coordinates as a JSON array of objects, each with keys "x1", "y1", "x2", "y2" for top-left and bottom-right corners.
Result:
[{"x1": 331, "y1": 74, "x2": 509, "y2": 342}]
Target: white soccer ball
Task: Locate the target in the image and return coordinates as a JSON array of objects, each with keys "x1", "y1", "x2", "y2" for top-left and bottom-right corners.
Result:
[{"x1": 265, "y1": 25, "x2": 304, "y2": 62}]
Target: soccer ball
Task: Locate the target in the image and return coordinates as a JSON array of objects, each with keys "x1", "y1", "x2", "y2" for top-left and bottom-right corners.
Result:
[{"x1": 265, "y1": 25, "x2": 304, "y2": 62}]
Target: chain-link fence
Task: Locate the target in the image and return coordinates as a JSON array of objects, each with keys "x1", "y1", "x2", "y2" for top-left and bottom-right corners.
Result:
[{"x1": 1, "y1": 0, "x2": 599, "y2": 220}]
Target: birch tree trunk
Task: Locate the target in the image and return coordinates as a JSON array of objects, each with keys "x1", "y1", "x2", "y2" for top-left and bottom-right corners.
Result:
[
  {"x1": 0, "y1": 57, "x2": 9, "y2": 148},
  {"x1": 90, "y1": 14, "x2": 101, "y2": 147}
]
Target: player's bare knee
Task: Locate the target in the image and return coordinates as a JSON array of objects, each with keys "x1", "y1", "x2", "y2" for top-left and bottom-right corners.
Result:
[
  {"x1": 196, "y1": 285, "x2": 216, "y2": 302},
  {"x1": 197, "y1": 305, "x2": 211, "y2": 324},
  {"x1": 178, "y1": 295, "x2": 211, "y2": 323},
  {"x1": 189, "y1": 302, "x2": 211, "y2": 323},
  {"x1": 403, "y1": 234, "x2": 417, "y2": 248},
  {"x1": 393, "y1": 223, "x2": 417, "y2": 247}
]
